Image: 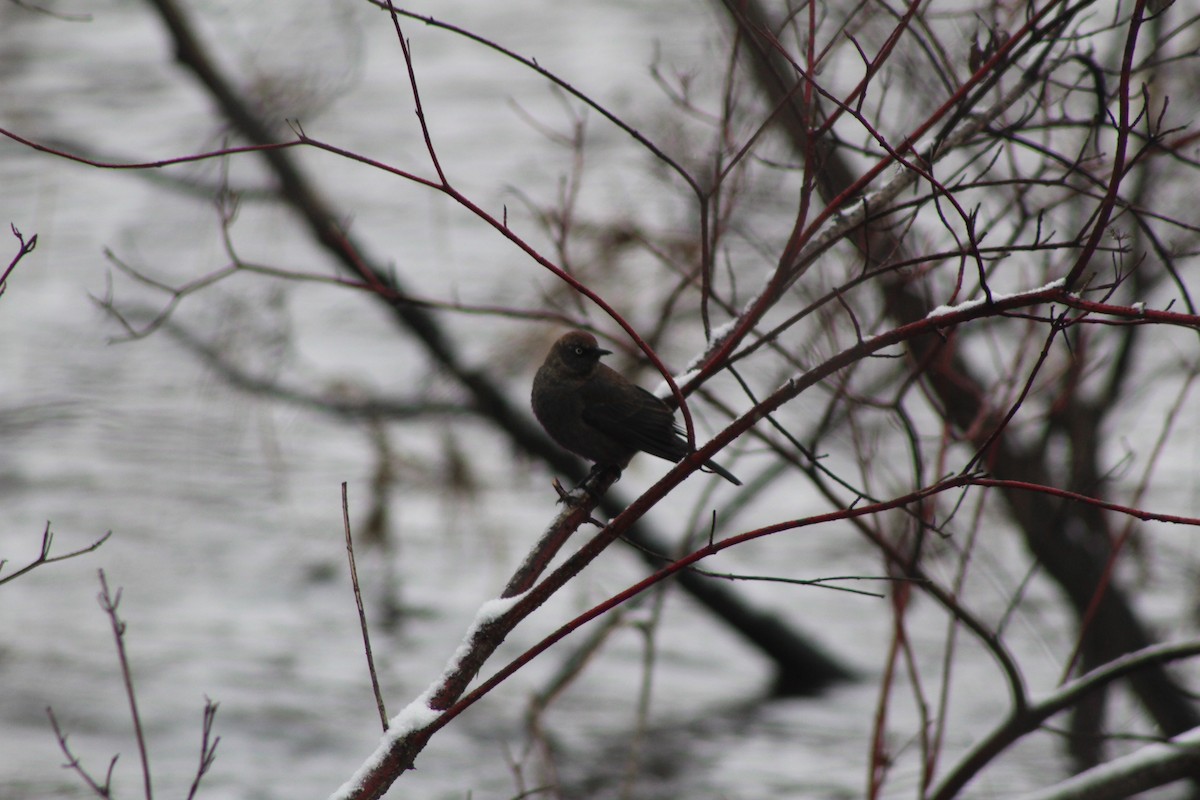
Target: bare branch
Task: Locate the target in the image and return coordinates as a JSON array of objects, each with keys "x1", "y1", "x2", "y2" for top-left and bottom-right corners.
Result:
[
  {"x1": 931, "y1": 641, "x2": 1200, "y2": 800},
  {"x1": 185, "y1": 699, "x2": 220, "y2": 800},
  {"x1": 1, "y1": 224, "x2": 38, "y2": 298},
  {"x1": 46, "y1": 707, "x2": 116, "y2": 799},
  {"x1": 96, "y1": 570, "x2": 154, "y2": 800},
  {"x1": 342, "y1": 483, "x2": 388, "y2": 733},
  {"x1": 0, "y1": 524, "x2": 111, "y2": 588}
]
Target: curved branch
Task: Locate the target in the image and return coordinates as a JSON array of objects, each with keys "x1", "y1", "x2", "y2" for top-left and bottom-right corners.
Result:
[{"x1": 931, "y1": 641, "x2": 1200, "y2": 800}]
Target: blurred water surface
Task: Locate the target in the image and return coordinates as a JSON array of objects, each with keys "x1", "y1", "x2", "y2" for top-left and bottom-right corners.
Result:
[{"x1": 2, "y1": 2, "x2": 1197, "y2": 800}]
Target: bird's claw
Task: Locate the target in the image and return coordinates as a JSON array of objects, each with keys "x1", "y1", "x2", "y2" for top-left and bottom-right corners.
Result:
[{"x1": 552, "y1": 477, "x2": 589, "y2": 506}]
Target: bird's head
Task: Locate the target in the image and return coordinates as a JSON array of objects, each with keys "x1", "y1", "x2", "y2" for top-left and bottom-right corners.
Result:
[{"x1": 553, "y1": 330, "x2": 612, "y2": 376}]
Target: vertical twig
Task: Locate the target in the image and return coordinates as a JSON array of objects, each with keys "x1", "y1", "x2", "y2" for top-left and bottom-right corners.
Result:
[
  {"x1": 97, "y1": 569, "x2": 154, "y2": 800},
  {"x1": 343, "y1": 482, "x2": 389, "y2": 731},
  {"x1": 185, "y1": 699, "x2": 220, "y2": 800}
]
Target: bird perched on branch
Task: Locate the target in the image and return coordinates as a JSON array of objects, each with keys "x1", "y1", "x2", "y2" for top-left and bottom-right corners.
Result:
[{"x1": 532, "y1": 330, "x2": 741, "y2": 486}]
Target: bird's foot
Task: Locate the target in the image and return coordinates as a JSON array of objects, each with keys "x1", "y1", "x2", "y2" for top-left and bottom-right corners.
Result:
[
  {"x1": 551, "y1": 478, "x2": 604, "y2": 525},
  {"x1": 553, "y1": 477, "x2": 594, "y2": 506},
  {"x1": 552, "y1": 465, "x2": 619, "y2": 505}
]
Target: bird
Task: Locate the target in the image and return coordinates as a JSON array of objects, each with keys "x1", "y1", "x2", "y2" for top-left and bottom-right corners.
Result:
[{"x1": 531, "y1": 330, "x2": 741, "y2": 485}]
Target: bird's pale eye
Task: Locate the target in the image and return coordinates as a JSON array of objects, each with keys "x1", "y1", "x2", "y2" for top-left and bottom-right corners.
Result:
[{"x1": 574, "y1": 347, "x2": 585, "y2": 356}]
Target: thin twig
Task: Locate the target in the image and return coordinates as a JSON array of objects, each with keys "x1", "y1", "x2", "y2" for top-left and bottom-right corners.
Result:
[
  {"x1": 1, "y1": 224, "x2": 38, "y2": 298},
  {"x1": 97, "y1": 570, "x2": 154, "y2": 800},
  {"x1": 46, "y1": 707, "x2": 116, "y2": 798},
  {"x1": 689, "y1": 569, "x2": 900, "y2": 599},
  {"x1": 185, "y1": 699, "x2": 221, "y2": 800},
  {"x1": 0, "y1": 523, "x2": 111, "y2": 587},
  {"x1": 343, "y1": 483, "x2": 388, "y2": 732},
  {"x1": 46, "y1": 585, "x2": 219, "y2": 800}
]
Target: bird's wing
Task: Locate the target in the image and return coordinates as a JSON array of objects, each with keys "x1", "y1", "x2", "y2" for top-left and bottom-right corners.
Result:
[{"x1": 582, "y1": 382, "x2": 688, "y2": 463}]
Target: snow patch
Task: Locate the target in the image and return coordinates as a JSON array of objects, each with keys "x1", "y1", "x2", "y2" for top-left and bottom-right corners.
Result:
[{"x1": 927, "y1": 278, "x2": 1064, "y2": 319}]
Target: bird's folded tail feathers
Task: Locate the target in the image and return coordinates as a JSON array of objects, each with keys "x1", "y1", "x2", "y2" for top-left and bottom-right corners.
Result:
[{"x1": 701, "y1": 458, "x2": 742, "y2": 486}]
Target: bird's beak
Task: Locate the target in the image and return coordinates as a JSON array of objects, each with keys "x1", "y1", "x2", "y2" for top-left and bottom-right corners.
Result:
[{"x1": 595, "y1": 347, "x2": 612, "y2": 357}]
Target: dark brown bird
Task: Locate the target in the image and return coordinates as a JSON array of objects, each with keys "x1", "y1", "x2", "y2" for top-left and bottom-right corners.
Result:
[{"x1": 532, "y1": 330, "x2": 741, "y2": 485}]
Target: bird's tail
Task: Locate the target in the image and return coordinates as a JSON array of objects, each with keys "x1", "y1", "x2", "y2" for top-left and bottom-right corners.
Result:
[{"x1": 702, "y1": 458, "x2": 742, "y2": 486}]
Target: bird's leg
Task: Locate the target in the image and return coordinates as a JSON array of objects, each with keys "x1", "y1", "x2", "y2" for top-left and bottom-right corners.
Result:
[
  {"x1": 552, "y1": 463, "x2": 620, "y2": 503},
  {"x1": 549, "y1": 463, "x2": 621, "y2": 510},
  {"x1": 579, "y1": 462, "x2": 622, "y2": 496},
  {"x1": 582, "y1": 462, "x2": 605, "y2": 486}
]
